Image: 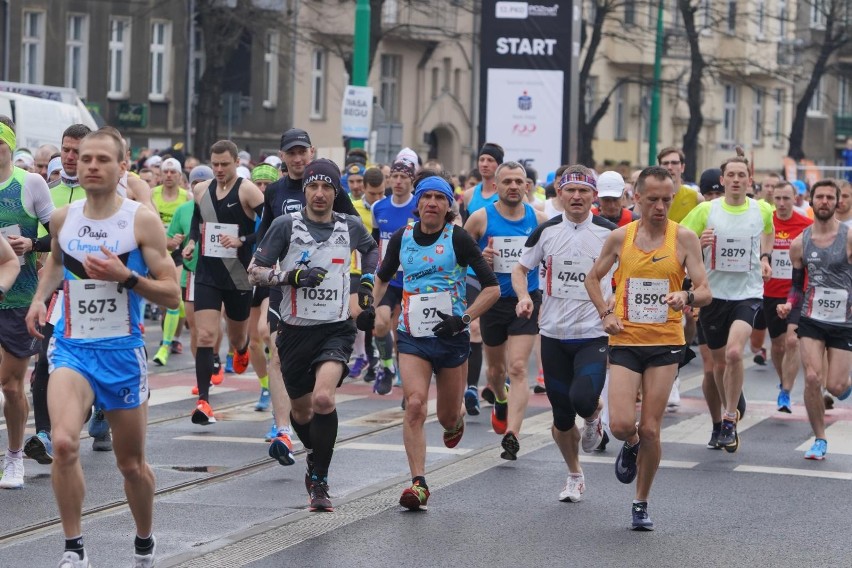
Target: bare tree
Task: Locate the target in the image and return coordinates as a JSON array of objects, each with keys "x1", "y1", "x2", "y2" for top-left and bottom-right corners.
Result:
[{"x1": 678, "y1": 0, "x2": 704, "y2": 182}]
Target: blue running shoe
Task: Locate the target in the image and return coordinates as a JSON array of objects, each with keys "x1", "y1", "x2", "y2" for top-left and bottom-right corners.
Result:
[
  {"x1": 631, "y1": 501, "x2": 654, "y2": 531},
  {"x1": 463, "y1": 386, "x2": 481, "y2": 416},
  {"x1": 837, "y1": 384, "x2": 852, "y2": 401},
  {"x1": 374, "y1": 367, "x2": 393, "y2": 395},
  {"x1": 225, "y1": 353, "x2": 235, "y2": 374},
  {"x1": 24, "y1": 431, "x2": 53, "y2": 465},
  {"x1": 777, "y1": 389, "x2": 792, "y2": 413},
  {"x1": 615, "y1": 440, "x2": 640, "y2": 484},
  {"x1": 804, "y1": 438, "x2": 827, "y2": 460},
  {"x1": 348, "y1": 356, "x2": 368, "y2": 378},
  {"x1": 255, "y1": 388, "x2": 271, "y2": 412},
  {"x1": 264, "y1": 421, "x2": 278, "y2": 442},
  {"x1": 88, "y1": 408, "x2": 109, "y2": 438}
]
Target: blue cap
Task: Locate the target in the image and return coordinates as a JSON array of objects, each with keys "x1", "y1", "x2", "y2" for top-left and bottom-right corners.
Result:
[
  {"x1": 792, "y1": 180, "x2": 808, "y2": 195},
  {"x1": 414, "y1": 176, "x2": 454, "y2": 208}
]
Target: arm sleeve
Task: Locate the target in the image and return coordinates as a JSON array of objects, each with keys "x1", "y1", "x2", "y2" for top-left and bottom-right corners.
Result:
[
  {"x1": 333, "y1": 192, "x2": 358, "y2": 216},
  {"x1": 24, "y1": 173, "x2": 55, "y2": 224},
  {"x1": 349, "y1": 216, "x2": 379, "y2": 274},
  {"x1": 253, "y1": 216, "x2": 292, "y2": 266},
  {"x1": 452, "y1": 226, "x2": 498, "y2": 288},
  {"x1": 376, "y1": 227, "x2": 404, "y2": 281}
]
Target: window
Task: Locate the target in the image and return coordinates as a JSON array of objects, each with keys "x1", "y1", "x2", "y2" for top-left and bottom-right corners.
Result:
[
  {"x1": 66, "y1": 15, "x2": 88, "y2": 97},
  {"x1": 699, "y1": 0, "x2": 712, "y2": 29},
  {"x1": 453, "y1": 68, "x2": 461, "y2": 99},
  {"x1": 614, "y1": 83, "x2": 627, "y2": 140},
  {"x1": 624, "y1": 0, "x2": 635, "y2": 25},
  {"x1": 726, "y1": 1, "x2": 736, "y2": 33},
  {"x1": 778, "y1": 0, "x2": 787, "y2": 37},
  {"x1": 22, "y1": 11, "x2": 45, "y2": 84},
  {"x1": 641, "y1": 86, "x2": 650, "y2": 142},
  {"x1": 810, "y1": 0, "x2": 827, "y2": 29},
  {"x1": 774, "y1": 88, "x2": 784, "y2": 145},
  {"x1": 840, "y1": 77, "x2": 851, "y2": 116},
  {"x1": 263, "y1": 32, "x2": 279, "y2": 108},
  {"x1": 379, "y1": 54, "x2": 401, "y2": 121},
  {"x1": 442, "y1": 58, "x2": 451, "y2": 94},
  {"x1": 584, "y1": 76, "x2": 597, "y2": 119},
  {"x1": 756, "y1": 0, "x2": 765, "y2": 37},
  {"x1": 671, "y1": 0, "x2": 682, "y2": 29},
  {"x1": 149, "y1": 21, "x2": 172, "y2": 100},
  {"x1": 723, "y1": 84, "x2": 738, "y2": 143},
  {"x1": 431, "y1": 67, "x2": 439, "y2": 100},
  {"x1": 108, "y1": 18, "x2": 131, "y2": 99},
  {"x1": 310, "y1": 49, "x2": 325, "y2": 119},
  {"x1": 193, "y1": 26, "x2": 205, "y2": 88},
  {"x1": 808, "y1": 76, "x2": 825, "y2": 114},
  {"x1": 752, "y1": 88, "x2": 764, "y2": 145},
  {"x1": 382, "y1": 0, "x2": 398, "y2": 25}
]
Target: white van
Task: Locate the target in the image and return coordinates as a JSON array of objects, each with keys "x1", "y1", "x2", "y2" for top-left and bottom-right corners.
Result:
[{"x1": 0, "y1": 92, "x2": 99, "y2": 149}]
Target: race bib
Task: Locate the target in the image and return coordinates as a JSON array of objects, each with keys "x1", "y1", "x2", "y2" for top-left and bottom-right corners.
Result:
[
  {"x1": 712, "y1": 236, "x2": 751, "y2": 272},
  {"x1": 625, "y1": 278, "x2": 669, "y2": 323},
  {"x1": 378, "y1": 237, "x2": 390, "y2": 265},
  {"x1": 201, "y1": 223, "x2": 239, "y2": 258},
  {"x1": 64, "y1": 279, "x2": 130, "y2": 339},
  {"x1": 772, "y1": 249, "x2": 792, "y2": 280},
  {"x1": 47, "y1": 290, "x2": 64, "y2": 326},
  {"x1": 291, "y1": 274, "x2": 347, "y2": 320},
  {"x1": 185, "y1": 271, "x2": 195, "y2": 302},
  {"x1": 0, "y1": 225, "x2": 24, "y2": 265},
  {"x1": 547, "y1": 255, "x2": 594, "y2": 300},
  {"x1": 808, "y1": 287, "x2": 848, "y2": 323},
  {"x1": 406, "y1": 291, "x2": 453, "y2": 338},
  {"x1": 492, "y1": 237, "x2": 526, "y2": 273}
]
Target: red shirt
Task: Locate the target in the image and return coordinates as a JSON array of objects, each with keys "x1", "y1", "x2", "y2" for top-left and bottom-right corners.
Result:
[{"x1": 764, "y1": 210, "x2": 812, "y2": 298}]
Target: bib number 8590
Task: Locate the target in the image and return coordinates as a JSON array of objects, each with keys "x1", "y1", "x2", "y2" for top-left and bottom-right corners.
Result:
[{"x1": 633, "y1": 293, "x2": 665, "y2": 305}]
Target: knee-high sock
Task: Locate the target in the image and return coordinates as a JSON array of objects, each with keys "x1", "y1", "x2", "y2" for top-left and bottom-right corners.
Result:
[
  {"x1": 195, "y1": 347, "x2": 214, "y2": 401},
  {"x1": 161, "y1": 306, "x2": 180, "y2": 345},
  {"x1": 353, "y1": 330, "x2": 366, "y2": 358},
  {"x1": 467, "y1": 342, "x2": 483, "y2": 388},
  {"x1": 32, "y1": 323, "x2": 54, "y2": 433},
  {"x1": 310, "y1": 410, "x2": 338, "y2": 480},
  {"x1": 376, "y1": 333, "x2": 395, "y2": 370},
  {"x1": 290, "y1": 412, "x2": 313, "y2": 451}
]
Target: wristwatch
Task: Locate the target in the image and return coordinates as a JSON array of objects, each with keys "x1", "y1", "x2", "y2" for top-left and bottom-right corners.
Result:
[
  {"x1": 461, "y1": 313, "x2": 472, "y2": 325},
  {"x1": 121, "y1": 270, "x2": 140, "y2": 291},
  {"x1": 686, "y1": 291, "x2": 695, "y2": 306}
]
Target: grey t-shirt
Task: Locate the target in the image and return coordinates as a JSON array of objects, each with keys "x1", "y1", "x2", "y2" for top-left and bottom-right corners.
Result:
[{"x1": 254, "y1": 210, "x2": 378, "y2": 274}]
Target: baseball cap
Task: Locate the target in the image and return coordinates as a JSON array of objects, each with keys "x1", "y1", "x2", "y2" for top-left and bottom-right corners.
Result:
[
  {"x1": 792, "y1": 179, "x2": 808, "y2": 195},
  {"x1": 699, "y1": 168, "x2": 723, "y2": 195},
  {"x1": 238, "y1": 150, "x2": 251, "y2": 166},
  {"x1": 395, "y1": 147, "x2": 419, "y2": 167},
  {"x1": 264, "y1": 155, "x2": 282, "y2": 168},
  {"x1": 161, "y1": 157, "x2": 182, "y2": 172},
  {"x1": 596, "y1": 171, "x2": 625, "y2": 199},
  {"x1": 47, "y1": 156, "x2": 62, "y2": 178},
  {"x1": 236, "y1": 165, "x2": 252, "y2": 180},
  {"x1": 280, "y1": 128, "x2": 311, "y2": 151},
  {"x1": 303, "y1": 158, "x2": 341, "y2": 194},
  {"x1": 145, "y1": 155, "x2": 162, "y2": 168},
  {"x1": 189, "y1": 165, "x2": 214, "y2": 184}
]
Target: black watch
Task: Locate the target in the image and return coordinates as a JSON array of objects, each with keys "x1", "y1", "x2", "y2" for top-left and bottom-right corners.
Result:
[
  {"x1": 461, "y1": 313, "x2": 472, "y2": 325},
  {"x1": 121, "y1": 270, "x2": 140, "y2": 291},
  {"x1": 686, "y1": 291, "x2": 694, "y2": 306},
  {"x1": 760, "y1": 253, "x2": 772, "y2": 262}
]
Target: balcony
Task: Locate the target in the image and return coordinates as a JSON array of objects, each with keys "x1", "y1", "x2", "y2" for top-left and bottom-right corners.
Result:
[
  {"x1": 382, "y1": 1, "x2": 461, "y2": 40},
  {"x1": 836, "y1": 114, "x2": 852, "y2": 140}
]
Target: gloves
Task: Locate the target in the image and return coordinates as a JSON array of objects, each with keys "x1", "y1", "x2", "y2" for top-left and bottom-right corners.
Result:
[
  {"x1": 355, "y1": 306, "x2": 375, "y2": 331},
  {"x1": 357, "y1": 278, "x2": 374, "y2": 310},
  {"x1": 431, "y1": 310, "x2": 466, "y2": 339},
  {"x1": 286, "y1": 267, "x2": 328, "y2": 288}
]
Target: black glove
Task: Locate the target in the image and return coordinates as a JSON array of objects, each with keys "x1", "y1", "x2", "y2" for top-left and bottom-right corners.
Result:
[
  {"x1": 357, "y1": 278, "x2": 374, "y2": 309},
  {"x1": 286, "y1": 267, "x2": 328, "y2": 288},
  {"x1": 432, "y1": 310, "x2": 465, "y2": 339},
  {"x1": 355, "y1": 306, "x2": 375, "y2": 331}
]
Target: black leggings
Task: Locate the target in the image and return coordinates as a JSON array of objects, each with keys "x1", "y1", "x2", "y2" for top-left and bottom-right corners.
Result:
[
  {"x1": 541, "y1": 336, "x2": 608, "y2": 431},
  {"x1": 32, "y1": 322, "x2": 54, "y2": 434}
]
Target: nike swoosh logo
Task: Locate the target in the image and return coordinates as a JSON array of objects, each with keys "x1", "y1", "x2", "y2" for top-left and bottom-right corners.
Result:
[
  {"x1": 670, "y1": 349, "x2": 681, "y2": 354},
  {"x1": 227, "y1": 202, "x2": 238, "y2": 208},
  {"x1": 652, "y1": 255, "x2": 669, "y2": 263}
]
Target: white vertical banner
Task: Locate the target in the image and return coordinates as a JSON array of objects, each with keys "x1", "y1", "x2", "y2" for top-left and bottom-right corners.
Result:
[
  {"x1": 341, "y1": 85, "x2": 374, "y2": 139},
  {"x1": 485, "y1": 68, "x2": 563, "y2": 174}
]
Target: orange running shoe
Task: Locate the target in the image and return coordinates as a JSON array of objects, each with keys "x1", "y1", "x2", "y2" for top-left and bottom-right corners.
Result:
[
  {"x1": 269, "y1": 432, "x2": 295, "y2": 466},
  {"x1": 491, "y1": 403, "x2": 508, "y2": 435},
  {"x1": 399, "y1": 481, "x2": 430, "y2": 511},
  {"x1": 191, "y1": 399, "x2": 216, "y2": 425},
  {"x1": 443, "y1": 417, "x2": 465, "y2": 448},
  {"x1": 211, "y1": 364, "x2": 225, "y2": 386},
  {"x1": 233, "y1": 347, "x2": 250, "y2": 374}
]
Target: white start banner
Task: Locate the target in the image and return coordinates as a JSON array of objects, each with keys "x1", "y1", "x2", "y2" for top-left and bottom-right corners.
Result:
[
  {"x1": 341, "y1": 85, "x2": 373, "y2": 140},
  {"x1": 485, "y1": 68, "x2": 564, "y2": 176}
]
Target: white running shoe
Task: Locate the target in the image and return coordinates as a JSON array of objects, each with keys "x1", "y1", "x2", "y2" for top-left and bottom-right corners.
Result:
[
  {"x1": 132, "y1": 536, "x2": 156, "y2": 568},
  {"x1": 559, "y1": 473, "x2": 585, "y2": 502},
  {"x1": 57, "y1": 551, "x2": 90, "y2": 567},
  {"x1": 581, "y1": 416, "x2": 603, "y2": 453},
  {"x1": 0, "y1": 456, "x2": 24, "y2": 489},
  {"x1": 667, "y1": 376, "x2": 681, "y2": 411}
]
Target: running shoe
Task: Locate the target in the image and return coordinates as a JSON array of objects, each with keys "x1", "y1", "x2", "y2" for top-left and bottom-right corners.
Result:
[
  {"x1": 838, "y1": 384, "x2": 852, "y2": 401},
  {"x1": 92, "y1": 431, "x2": 113, "y2": 452},
  {"x1": 255, "y1": 388, "x2": 271, "y2": 411},
  {"x1": 308, "y1": 479, "x2": 333, "y2": 512},
  {"x1": 364, "y1": 362, "x2": 378, "y2": 383},
  {"x1": 534, "y1": 371, "x2": 546, "y2": 394},
  {"x1": 667, "y1": 376, "x2": 680, "y2": 411},
  {"x1": 304, "y1": 453, "x2": 315, "y2": 496},
  {"x1": 804, "y1": 438, "x2": 828, "y2": 460},
  {"x1": 264, "y1": 421, "x2": 278, "y2": 442},
  {"x1": 152, "y1": 345, "x2": 169, "y2": 366},
  {"x1": 24, "y1": 431, "x2": 53, "y2": 465},
  {"x1": 170, "y1": 340, "x2": 183, "y2": 355},
  {"x1": 558, "y1": 473, "x2": 585, "y2": 502},
  {"x1": 399, "y1": 481, "x2": 430, "y2": 511},
  {"x1": 211, "y1": 365, "x2": 225, "y2": 386},
  {"x1": 132, "y1": 536, "x2": 156, "y2": 568},
  {"x1": 717, "y1": 420, "x2": 739, "y2": 452},
  {"x1": 631, "y1": 501, "x2": 654, "y2": 531},
  {"x1": 224, "y1": 352, "x2": 235, "y2": 373},
  {"x1": 88, "y1": 409, "x2": 109, "y2": 438},
  {"x1": 777, "y1": 389, "x2": 792, "y2": 413},
  {"x1": 615, "y1": 441, "x2": 640, "y2": 484},
  {"x1": 443, "y1": 417, "x2": 465, "y2": 448},
  {"x1": 463, "y1": 386, "x2": 481, "y2": 416},
  {"x1": 57, "y1": 551, "x2": 90, "y2": 568},
  {"x1": 191, "y1": 400, "x2": 216, "y2": 425},
  {"x1": 348, "y1": 356, "x2": 368, "y2": 378},
  {"x1": 491, "y1": 403, "x2": 508, "y2": 435},
  {"x1": 373, "y1": 367, "x2": 394, "y2": 395},
  {"x1": 233, "y1": 347, "x2": 250, "y2": 374},
  {"x1": 707, "y1": 427, "x2": 722, "y2": 450},
  {"x1": 269, "y1": 432, "x2": 295, "y2": 466},
  {"x1": 481, "y1": 385, "x2": 495, "y2": 405},
  {"x1": 500, "y1": 432, "x2": 520, "y2": 461},
  {"x1": 737, "y1": 392, "x2": 747, "y2": 419},
  {"x1": 0, "y1": 456, "x2": 24, "y2": 489},
  {"x1": 594, "y1": 431, "x2": 609, "y2": 453},
  {"x1": 581, "y1": 416, "x2": 603, "y2": 453},
  {"x1": 753, "y1": 347, "x2": 767, "y2": 366}
]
